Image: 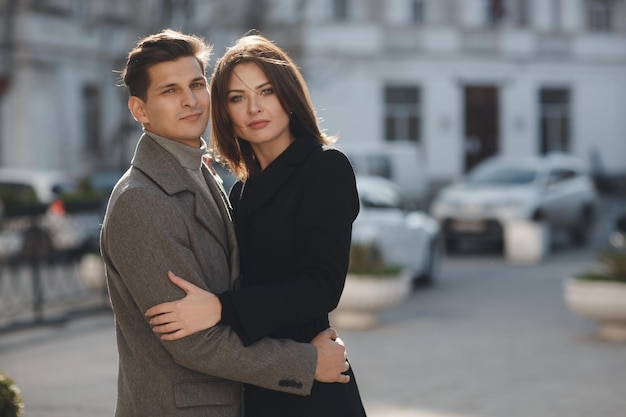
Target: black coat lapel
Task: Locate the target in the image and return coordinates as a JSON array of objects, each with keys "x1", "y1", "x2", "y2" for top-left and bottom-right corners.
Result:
[{"x1": 242, "y1": 137, "x2": 320, "y2": 216}]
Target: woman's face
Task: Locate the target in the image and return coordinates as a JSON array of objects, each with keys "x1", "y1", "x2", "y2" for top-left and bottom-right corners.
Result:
[{"x1": 226, "y1": 62, "x2": 292, "y2": 157}]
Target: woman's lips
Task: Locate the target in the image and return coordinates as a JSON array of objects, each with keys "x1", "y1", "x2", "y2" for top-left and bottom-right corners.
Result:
[{"x1": 249, "y1": 120, "x2": 269, "y2": 129}]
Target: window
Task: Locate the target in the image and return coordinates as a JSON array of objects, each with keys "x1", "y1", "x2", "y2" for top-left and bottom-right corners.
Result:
[
  {"x1": 485, "y1": 0, "x2": 531, "y2": 27},
  {"x1": 548, "y1": 168, "x2": 577, "y2": 184},
  {"x1": 513, "y1": 0, "x2": 530, "y2": 27},
  {"x1": 83, "y1": 85, "x2": 101, "y2": 154},
  {"x1": 539, "y1": 88, "x2": 570, "y2": 154},
  {"x1": 549, "y1": 0, "x2": 562, "y2": 31},
  {"x1": 365, "y1": 155, "x2": 393, "y2": 179},
  {"x1": 332, "y1": 0, "x2": 349, "y2": 21},
  {"x1": 30, "y1": 0, "x2": 73, "y2": 16},
  {"x1": 586, "y1": 0, "x2": 612, "y2": 31},
  {"x1": 384, "y1": 86, "x2": 421, "y2": 143},
  {"x1": 486, "y1": 0, "x2": 506, "y2": 26},
  {"x1": 159, "y1": 0, "x2": 192, "y2": 28},
  {"x1": 410, "y1": 0, "x2": 425, "y2": 24}
]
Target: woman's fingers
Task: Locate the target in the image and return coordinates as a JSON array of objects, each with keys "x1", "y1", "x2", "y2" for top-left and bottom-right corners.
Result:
[
  {"x1": 168, "y1": 271, "x2": 202, "y2": 294},
  {"x1": 145, "y1": 272, "x2": 208, "y2": 318}
]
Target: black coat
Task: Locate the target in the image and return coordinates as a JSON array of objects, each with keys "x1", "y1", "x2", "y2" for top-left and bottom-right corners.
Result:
[{"x1": 220, "y1": 136, "x2": 366, "y2": 417}]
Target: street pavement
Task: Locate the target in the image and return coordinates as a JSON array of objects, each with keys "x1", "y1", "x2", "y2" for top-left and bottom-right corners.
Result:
[{"x1": 1, "y1": 239, "x2": 625, "y2": 417}]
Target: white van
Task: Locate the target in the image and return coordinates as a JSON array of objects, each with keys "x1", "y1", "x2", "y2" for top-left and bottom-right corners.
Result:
[{"x1": 337, "y1": 142, "x2": 428, "y2": 205}]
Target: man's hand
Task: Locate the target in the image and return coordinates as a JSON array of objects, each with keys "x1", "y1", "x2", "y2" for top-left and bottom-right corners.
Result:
[{"x1": 311, "y1": 327, "x2": 350, "y2": 384}]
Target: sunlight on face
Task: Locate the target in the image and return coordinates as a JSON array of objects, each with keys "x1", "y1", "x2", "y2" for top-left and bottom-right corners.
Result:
[{"x1": 226, "y1": 62, "x2": 292, "y2": 166}]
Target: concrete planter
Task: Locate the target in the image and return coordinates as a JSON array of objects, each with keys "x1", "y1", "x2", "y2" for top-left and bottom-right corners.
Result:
[
  {"x1": 504, "y1": 220, "x2": 550, "y2": 265},
  {"x1": 331, "y1": 271, "x2": 411, "y2": 330},
  {"x1": 78, "y1": 253, "x2": 107, "y2": 291},
  {"x1": 564, "y1": 278, "x2": 626, "y2": 342}
]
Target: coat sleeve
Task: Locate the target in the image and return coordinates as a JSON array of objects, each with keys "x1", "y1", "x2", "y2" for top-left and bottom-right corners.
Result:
[
  {"x1": 101, "y1": 186, "x2": 316, "y2": 395},
  {"x1": 220, "y1": 149, "x2": 360, "y2": 344}
]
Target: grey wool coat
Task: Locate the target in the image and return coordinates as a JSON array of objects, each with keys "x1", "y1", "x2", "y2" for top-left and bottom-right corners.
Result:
[{"x1": 100, "y1": 134, "x2": 317, "y2": 417}]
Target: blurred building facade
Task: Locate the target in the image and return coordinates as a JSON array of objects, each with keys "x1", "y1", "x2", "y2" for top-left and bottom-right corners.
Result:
[
  {"x1": 262, "y1": 0, "x2": 626, "y2": 199},
  {"x1": 1, "y1": 0, "x2": 625, "y2": 199},
  {"x1": 0, "y1": 0, "x2": 252, "y2": 178}
]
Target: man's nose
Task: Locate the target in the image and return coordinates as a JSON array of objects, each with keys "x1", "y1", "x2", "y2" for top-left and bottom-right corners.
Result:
[{"x1": 181, "y1": 88, "x2": 198, "y2": 106}]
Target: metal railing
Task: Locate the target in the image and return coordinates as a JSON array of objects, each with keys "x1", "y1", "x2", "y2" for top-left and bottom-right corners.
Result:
[{"x1": 0, "y1": 224, "x2": 109, "y2": 333}]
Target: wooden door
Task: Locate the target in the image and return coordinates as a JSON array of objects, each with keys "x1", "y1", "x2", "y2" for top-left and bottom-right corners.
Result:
[{"x1": 463, "y1": 86, "x2": 500, "y2": 172}]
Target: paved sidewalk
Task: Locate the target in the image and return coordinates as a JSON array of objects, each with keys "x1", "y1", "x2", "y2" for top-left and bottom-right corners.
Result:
[{"x1": 1, "y1": 244, "x2": 626, "y2": 417}]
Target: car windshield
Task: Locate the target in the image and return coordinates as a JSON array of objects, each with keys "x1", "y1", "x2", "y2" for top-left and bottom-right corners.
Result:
[{"x1": 466, "y1": 163, "x2": 538, "y2": 185}]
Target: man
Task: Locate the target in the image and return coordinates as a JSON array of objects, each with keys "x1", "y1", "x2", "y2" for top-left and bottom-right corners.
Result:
[{"x1": 100, "y1": 29, "x2": 348, "y2": 417}]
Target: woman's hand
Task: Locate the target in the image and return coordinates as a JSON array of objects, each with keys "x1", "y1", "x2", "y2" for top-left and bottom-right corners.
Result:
[{"x1": 145, "y1": 271, "x2": 222, "y2": 340}]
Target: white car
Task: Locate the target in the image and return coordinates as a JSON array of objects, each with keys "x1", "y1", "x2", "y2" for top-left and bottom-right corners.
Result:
[
  {"x1": 353, "y1": 175, "x2": 442, "y2": 287},
  {"x1": 0, "y1": 168, "x2": 104, "y2": 260},
  {"x1": 430, "y1": 153, "x2": 598, "y2": 252}
]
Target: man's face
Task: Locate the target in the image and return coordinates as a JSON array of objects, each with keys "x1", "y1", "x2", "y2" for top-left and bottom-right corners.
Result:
[{"x1": 129, "y1": 56, "x2": 210, "y2": 147}]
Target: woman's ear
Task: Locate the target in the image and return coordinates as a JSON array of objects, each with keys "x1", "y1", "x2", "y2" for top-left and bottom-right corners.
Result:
[{"x1": 128, "y1": 96, "x2": 149, "y2": 124}]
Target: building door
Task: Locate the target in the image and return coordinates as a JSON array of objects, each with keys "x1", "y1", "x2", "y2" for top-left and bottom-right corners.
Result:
[{"x1": 463, "y1": 86, "x2": 499, "y2": 172}]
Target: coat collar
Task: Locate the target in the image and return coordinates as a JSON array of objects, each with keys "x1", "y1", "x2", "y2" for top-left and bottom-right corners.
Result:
[
  {"x1": 241, "y1": 136, "x2": 320, "y2": 214},
  {"x1": 131, "y1": 134, "x2": 232, "y2": 253},
  {"x1": 131, "y1": 133, "x2": 196, "y2": 197}
]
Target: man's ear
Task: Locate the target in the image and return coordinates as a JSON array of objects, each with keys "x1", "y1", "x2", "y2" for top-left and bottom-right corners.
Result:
[{"x1": 128, "y1": 96, "x2": 149, "y2": 124}]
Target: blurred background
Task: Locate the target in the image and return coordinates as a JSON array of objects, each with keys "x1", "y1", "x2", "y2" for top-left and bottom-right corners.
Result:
[
  {"x1": 1, "y1": 0, "x2": 625, "y2": 201},
  {"x1": 1, "y1": 1, "x2": 626, "y2": 416}
]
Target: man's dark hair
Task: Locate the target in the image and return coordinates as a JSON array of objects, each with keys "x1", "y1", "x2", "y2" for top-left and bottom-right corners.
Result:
[{"x1": 121, "y1": 29, "x2": 212, "y2": 101}]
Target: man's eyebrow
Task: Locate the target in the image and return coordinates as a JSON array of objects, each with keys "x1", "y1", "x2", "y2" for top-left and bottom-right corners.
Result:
[
  {"x1": 155, "y1": 77, "x2": 205, "y2": 91},
  {"x1": 155, "y1": 82, "x2": 177, "y2": 91}
]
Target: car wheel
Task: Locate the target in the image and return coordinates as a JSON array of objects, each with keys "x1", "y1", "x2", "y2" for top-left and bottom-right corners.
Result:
[
  {"x1": 570, "y1": 205, "x2": 594, "y2": 246},
  {"x1": 413, "y1": 237, "x2": 443, "y2": 289}
]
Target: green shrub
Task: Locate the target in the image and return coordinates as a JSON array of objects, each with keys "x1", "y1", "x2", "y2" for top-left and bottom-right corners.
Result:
[
  {"x1": 576, "y1": 249, "x2": 626, "y2": 283},
  {"x1": 0, "y1": 372, "x2": 24, "y2": 417},
  {"x1": 348, "y1": 242, "x2": 402, "y2": 277}
]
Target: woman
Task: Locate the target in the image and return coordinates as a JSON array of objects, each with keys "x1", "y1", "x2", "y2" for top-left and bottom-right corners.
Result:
[{"x1": 147, "y1": 32, "x2": 366, "y2": 417}]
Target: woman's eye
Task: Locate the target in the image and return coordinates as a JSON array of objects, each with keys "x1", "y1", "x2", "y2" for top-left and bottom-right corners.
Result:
[
  {"x1": 229, "y1": 95, "x2": 243, "y2": 103},
  {"x1": 260, "y1": 88, "x2": 274, "y2": 96}
]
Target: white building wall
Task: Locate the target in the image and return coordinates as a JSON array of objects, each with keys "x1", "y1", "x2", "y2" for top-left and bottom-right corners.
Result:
[
  {"x1": 1, "y1": 0, "x2": 624, "y2": 196},
  {"x1": 561, "y1": 0, "x2": 584, "y2": 32},
  {"x1": 459, "y1": 0, "x2": 486, "y2": 28},
  {"x1": 284, "y1": 0, "x2": 626, "y2": 201},
  {"x1": 575, "y1": 74, "x2": 626, "y2": 171},
  {"x1": 501, "y1": 76, "x2": 537, "y2": 157},
  {"x1": 424, "y1": 76, "x2": 465, "y2": 180}
]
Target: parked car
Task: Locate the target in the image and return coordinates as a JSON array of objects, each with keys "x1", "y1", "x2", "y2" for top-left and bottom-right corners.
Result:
[
  {"x1": 353, "y1": 175, "x2": 442, "y2": 287},
  {"x1": 430, "y1": 153, "x2": 598, "y2": 252},
  {"x1": 340, "y1": 142, "x2": 429, "y2": 204},
  {"x1": 0, "y1": 168, "x2": 105, "y2": 260}
]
